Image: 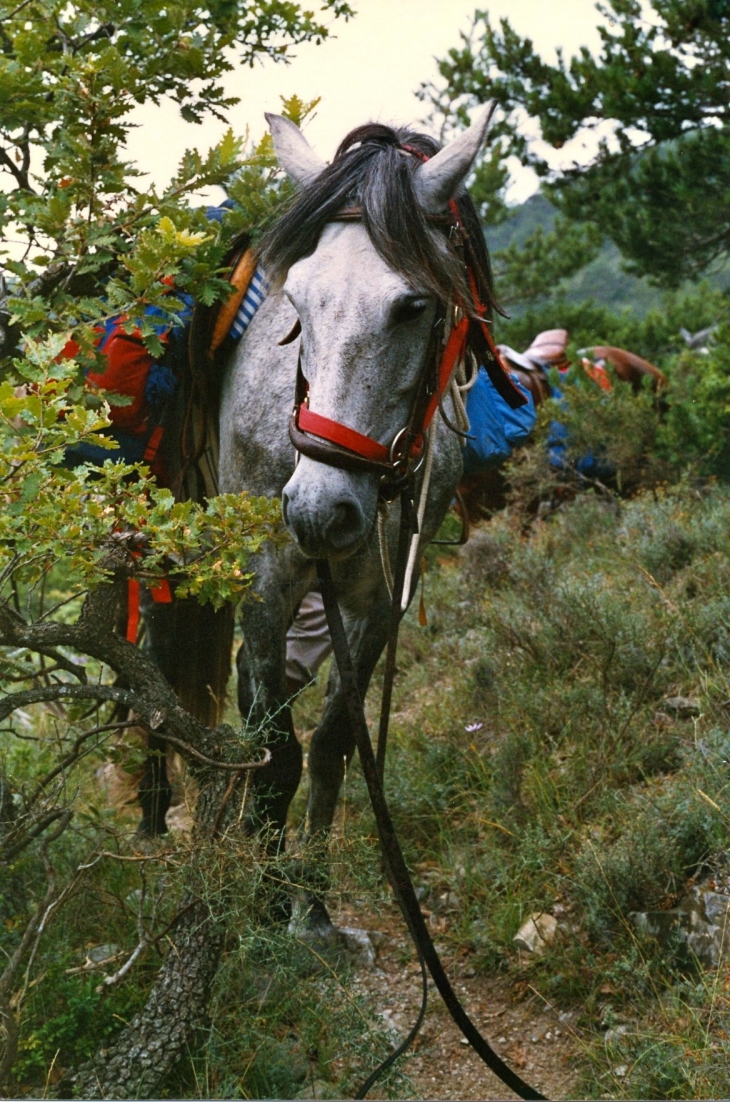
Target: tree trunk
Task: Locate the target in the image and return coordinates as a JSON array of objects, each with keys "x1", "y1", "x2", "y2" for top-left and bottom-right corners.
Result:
[
  {"x1": 67, "y1": 897, "x2": 224, "y2": 1100},
  {"x1": 65, "y1": 767, "x2": 239, "y2": 1100}
]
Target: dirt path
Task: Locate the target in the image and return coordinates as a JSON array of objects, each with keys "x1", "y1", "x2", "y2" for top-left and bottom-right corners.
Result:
[{"x1": 329, "y1": 901, "x2": 582, "y2": 1101}]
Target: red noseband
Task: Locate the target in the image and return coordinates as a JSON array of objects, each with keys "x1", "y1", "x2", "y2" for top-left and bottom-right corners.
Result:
[{"x1": 297, "y1": 406, "x2": 392, "y2": 465}]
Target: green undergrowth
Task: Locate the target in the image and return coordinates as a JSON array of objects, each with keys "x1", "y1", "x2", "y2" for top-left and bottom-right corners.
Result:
[
  {"x1": 9, "y1": 483, "x2": 730, "y2": 1097},
  {"x1": 177, "y1": 922, "x2": 408, "y2": 1100},
  {"x1": 0, "y1": 737, "x2": 403, "y2": 1099},
  {"x1": 378, "y1": 483, "x2": 730, "y2": 1098},
  {"x1": 0, "y1": 673, "x2": 403, "y2": 1098}
]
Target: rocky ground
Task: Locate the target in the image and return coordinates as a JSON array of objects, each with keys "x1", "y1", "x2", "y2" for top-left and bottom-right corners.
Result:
[
  {"x1": 99, "y1": 751, "x2": 584, "y2": 1099},
  {"x1": 318, "y1": 900, "x2": 582, "y2": 1101}
]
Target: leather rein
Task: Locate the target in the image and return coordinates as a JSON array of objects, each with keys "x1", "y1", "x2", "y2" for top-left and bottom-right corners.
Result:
[{"x1": 288, "y1": 190, "x2": 545, "y2": 1100}]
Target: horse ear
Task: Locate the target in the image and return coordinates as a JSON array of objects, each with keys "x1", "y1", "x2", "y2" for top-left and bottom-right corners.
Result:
[
  {"x1": 265, "y1": 113, "x2": 325, "y2": 187},
  {"x1": 413, "y1": 103, "x2": 497, "y2": 213}
]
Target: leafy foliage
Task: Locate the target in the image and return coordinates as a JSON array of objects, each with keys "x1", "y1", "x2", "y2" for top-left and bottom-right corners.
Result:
[
  {"x1": 487, "y1": 193, "x2": 730, "y2": 316},
  {"x1": 657, "y1": 326, "x2": 730, "y2": 479},
  {"x1": 0, "y1": 3, "x2": 345, "y2": 1093},
  {"x1": 504, "y1": 365, "x2": 667, "y2": 507},
  {"x1": 494, "y1": 278, "x2": 728, "y2": 357},
  {"x1": 492, "y1": 217, "x2": 603, "y2": 306},
  {"x1": 0, "y1": 0, "x2": 337, "y2": 363},
  {"x1": 422, "y1": 0, "x2": 730, "y2": 286},
  {"x1": 0, "y1": 335, "x2": 283, "y2": 605}
]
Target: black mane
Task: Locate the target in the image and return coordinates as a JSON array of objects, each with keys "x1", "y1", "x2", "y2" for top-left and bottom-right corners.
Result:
[{"x1": 259, "y1": 122, "x2": 498, "y2": 321}]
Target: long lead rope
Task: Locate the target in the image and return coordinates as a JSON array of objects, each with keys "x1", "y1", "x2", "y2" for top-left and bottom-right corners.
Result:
[
  {"x1": 354, "y1": 928, "x2": 429, "y2": 1099},
  {"x1": 317, "y1": 510, "x2": 547, "y2": 1101}
]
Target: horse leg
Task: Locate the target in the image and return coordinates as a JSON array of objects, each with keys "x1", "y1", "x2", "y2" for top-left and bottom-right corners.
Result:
[
  {"x1": 301, "y1": 597, "x2": 391, "y2": 933},
  {"x1": 237, "y1": 564, "x2": 312, "y2": 920},
  {"x1": 137, "y1": 731, "x2": 173, "y2": 836},
  {"x1": 135, "y1": 586, "x2": 235, "y2": 835}
]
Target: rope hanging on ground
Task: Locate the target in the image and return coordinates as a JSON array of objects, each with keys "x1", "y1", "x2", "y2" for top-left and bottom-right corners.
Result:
[{"x1": 317, "y1": 515, "x2": 547, "y2": 1101}]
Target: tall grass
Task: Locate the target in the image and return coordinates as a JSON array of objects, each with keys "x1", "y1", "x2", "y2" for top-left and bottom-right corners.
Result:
[
  {"x1": 7, "y1": 480, "x2": 730, "y2": 1097},
  {"x1": 385, "y1": 484, "x2": 730, "y2": 1097}
]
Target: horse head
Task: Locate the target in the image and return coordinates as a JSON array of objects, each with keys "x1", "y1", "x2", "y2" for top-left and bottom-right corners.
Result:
[{"x1": 261, "y1": 109, "x2": 497, "y2": 560}]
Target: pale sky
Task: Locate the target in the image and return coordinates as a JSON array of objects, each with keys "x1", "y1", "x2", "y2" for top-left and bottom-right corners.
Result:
[{"x1": 125, "y1": 0, "x2": 608, "y2": 205}]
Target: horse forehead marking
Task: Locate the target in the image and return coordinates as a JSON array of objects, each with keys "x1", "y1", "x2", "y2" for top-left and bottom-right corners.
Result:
[{"x1": 286, "y1": 223, "x2": 410, "y2": 305}]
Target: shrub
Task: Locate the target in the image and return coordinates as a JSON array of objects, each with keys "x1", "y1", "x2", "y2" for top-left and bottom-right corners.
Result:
[
  {"x1": 657, "y1": 326, "x2": 730, "y2": 479},
  {"x1": 496, "y1": 283, "x2": 727, "y2": 364}
]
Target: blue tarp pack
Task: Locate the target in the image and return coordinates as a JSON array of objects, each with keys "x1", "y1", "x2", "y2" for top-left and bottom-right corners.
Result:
[{"x1": 462, "y1": 367, "x2": 536, "y2": 474}]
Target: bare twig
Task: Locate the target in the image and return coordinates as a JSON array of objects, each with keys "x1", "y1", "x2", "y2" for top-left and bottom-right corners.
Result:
[
  {"x1": 212, "y1": 769, "x2": 246, "y2": 835},
  {"x1": 1, "y1": 807, "x2": 71, "y2": 863},
  {"x1": 153, "y1": 731, "x2": 271, "y2": 773},
  {"x1": 14, "y1": 814, "x2": 77, "y2": 1013},
  {"x1": 25, "y1": 719, "x2": 137, "y2": 809},
  {"x1": 0, "y1": 0, "x2": 35, "y2": 24},
  {"x1": 64, "y1": 951, "x2": 126, "y2": 976},
  {"x1": 2, "y1": 643, "x2": 87, "y2": 683},
  {"x1": 0, "y1": 813, "x2": 72, "y2": 1004},
  {"x1": 0, "y1": 552, "x2": 21, "y2": 587},
  {"x1": 78, "y1": 851, "x2": 176, "y2": 871},
  {"x1": 34, "y1": 645, "x2": 88, "y2": 683},
  {"x1": 36, "y1": 589, "x2": 87, "y2": 622},
  {"x1": 0, "y1": 682, "x2": 136, "y2": 722},
  {"x1": 0, "y1": 145, "x2": 32, "y2": 192},
  {"x1": 1, "y1": 680, "x2": 269, "y2": 774},
  {"x1": 95, "y1": 905, "x2": 149, "y2": 992},
  {"x1": 71, "y1": 22, "x2": 115, "y2": 55}
]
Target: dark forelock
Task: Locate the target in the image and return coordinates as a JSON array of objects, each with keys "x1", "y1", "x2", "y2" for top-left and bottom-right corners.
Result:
[{"x1": 259, "y1": 122, "x2": 497, "y2": 319}]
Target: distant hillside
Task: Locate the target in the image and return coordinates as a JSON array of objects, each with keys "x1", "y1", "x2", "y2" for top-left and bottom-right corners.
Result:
[{"x1": 485, "y1": 193, "x2": 730, "y2": 316}]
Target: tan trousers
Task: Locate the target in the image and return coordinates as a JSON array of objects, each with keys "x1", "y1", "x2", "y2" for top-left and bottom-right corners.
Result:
[{"x1": 285, "y1": 589, "x2": 333, "y2": 691}]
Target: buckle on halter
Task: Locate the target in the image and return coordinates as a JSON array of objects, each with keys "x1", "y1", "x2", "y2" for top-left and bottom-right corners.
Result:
[
  {"x1": 388, "y1": 426, "x2": 410, "y2": 471},
  {"x1": 388, "y1": 425, "x2": 426, "y2": 479},
  {"x1": 449, "y1": 222, "x2": 468, "y2": 247}
]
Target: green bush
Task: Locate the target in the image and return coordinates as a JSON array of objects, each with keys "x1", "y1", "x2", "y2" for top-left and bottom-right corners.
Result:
[
  {"x1": 657, "y1": 326, "x2": 730, "y2": 479},
  {"x1": 573, "y1": 777, "x2": 720, "y2": 945},
  {"x1": 494, "y1": 290, "x2": 730, "y2": 496},
  {"x1": 14, "y1": 969, "x2": 146, "y2": 1080},
  {"x1": 495, "y1": 283, "x2": 727, "y2": 363}
]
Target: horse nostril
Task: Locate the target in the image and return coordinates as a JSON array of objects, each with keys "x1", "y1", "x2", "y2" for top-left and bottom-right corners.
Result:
[
  {"x1": 325, "y1": 498, "x2": 365, "y2": 549},
  {"x1": 281, "y1": 466, "x2": 372, "y2": 557}
]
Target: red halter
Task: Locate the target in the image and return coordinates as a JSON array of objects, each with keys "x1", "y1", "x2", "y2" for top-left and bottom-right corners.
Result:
[
  {"x1": 288, "y1": 155, "x2": 525, "y2": 484},
  {"x1": 295, "y1": 308, "x2": 473, "y2": 465},
  {"x1": 297, "y1": 406, "x2": 393, "y2": 466}
]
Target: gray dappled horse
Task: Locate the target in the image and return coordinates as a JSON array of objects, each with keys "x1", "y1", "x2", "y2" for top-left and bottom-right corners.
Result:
[{"x1": 146, "y1": 108, "x2": 510, "y2": 930}]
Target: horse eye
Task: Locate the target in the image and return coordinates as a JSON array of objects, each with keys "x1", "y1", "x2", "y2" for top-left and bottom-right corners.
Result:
[{"x1": 391, "y1": 296, "x2": 429, "y2": 325}]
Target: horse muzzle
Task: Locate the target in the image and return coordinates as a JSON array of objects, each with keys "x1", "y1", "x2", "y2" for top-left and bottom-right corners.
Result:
[{"x1": 281, "y1": 459, "x2": 376, "y2": 560}]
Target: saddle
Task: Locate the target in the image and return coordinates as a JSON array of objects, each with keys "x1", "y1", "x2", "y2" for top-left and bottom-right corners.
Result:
[
  {"x1": 496, "y1": 331, "x2": 666, "y2": 402},
  {"x1": 577, "y1": 345, "x2": 667, "y2": 394},
  {"x1": 63, "y1": 240, "x2": 261, "y2": 503},
  {"x1": 496, "y1": 328, "x2": 569, "y2": 406}
]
